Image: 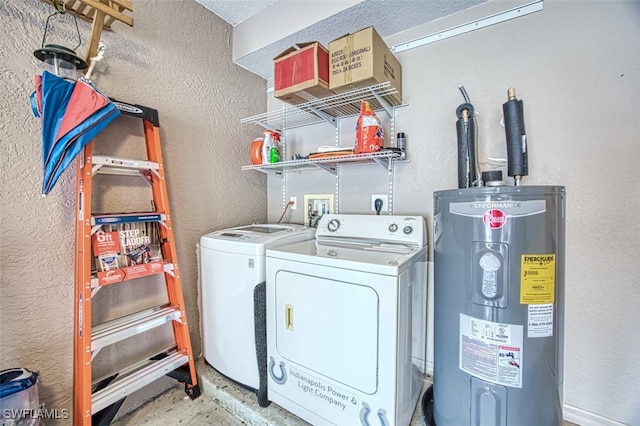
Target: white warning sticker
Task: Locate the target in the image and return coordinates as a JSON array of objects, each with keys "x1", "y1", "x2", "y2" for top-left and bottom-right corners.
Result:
[
  {"x1": 528, "y1": 303, "x2": 554, "y2": 338},
  {"x1": 459, "y1": 314, "x2": 523, "y2": 388}
]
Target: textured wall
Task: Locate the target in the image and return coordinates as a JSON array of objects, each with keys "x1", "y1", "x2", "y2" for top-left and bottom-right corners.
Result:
[
  {"x1": 389, "y1": 2, "x2": 640, "y2": 424},
  {"x1": 0, "y1": 0, "x2": 267, "y2": 422}
]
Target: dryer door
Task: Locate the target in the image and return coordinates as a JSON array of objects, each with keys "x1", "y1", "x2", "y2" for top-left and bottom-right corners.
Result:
[{"x1": 275, "y1": 270, "x2": 379, "y2": 394}]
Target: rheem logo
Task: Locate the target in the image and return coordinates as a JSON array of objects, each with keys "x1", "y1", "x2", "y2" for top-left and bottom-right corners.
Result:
[{"x1": 483, "y1": 209, "x2": 506, "y2": 229}]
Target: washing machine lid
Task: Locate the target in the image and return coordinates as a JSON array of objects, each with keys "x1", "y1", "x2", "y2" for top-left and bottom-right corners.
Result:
[{"x1": 200, "y1": 223, "x2": 315, "y2": 255}]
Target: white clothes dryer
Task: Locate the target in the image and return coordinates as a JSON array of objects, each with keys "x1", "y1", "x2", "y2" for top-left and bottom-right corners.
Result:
[
  {"x1": 266, "y1": 214, "x2": 428, "y2": 426},
  {"x1": 200, "y1": 223, "x2": 315, "y2": 398}
]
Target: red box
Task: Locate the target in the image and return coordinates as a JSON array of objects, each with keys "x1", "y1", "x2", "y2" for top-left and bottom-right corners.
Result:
[{"x1": 274, "y1": 42, "x2": 334, "y2": 105}]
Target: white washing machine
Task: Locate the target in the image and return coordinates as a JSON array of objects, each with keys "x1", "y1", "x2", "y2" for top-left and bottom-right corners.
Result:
[
  {"x1": 266, "y1": 214, "x2": 428, "y2": 426},
  {"x1": 200, "y1": 223, "x2": 315, "y2": 393}
]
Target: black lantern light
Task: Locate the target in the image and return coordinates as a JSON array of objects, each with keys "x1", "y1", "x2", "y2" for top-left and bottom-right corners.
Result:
[{"x1": 33, "y1": 0, "x2": 87, "y2": 80}]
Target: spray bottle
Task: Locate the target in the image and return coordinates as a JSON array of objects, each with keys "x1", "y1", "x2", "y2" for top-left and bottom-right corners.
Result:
[{"x1": 261, "y1": 130, "x2": 280, "y2": 164}]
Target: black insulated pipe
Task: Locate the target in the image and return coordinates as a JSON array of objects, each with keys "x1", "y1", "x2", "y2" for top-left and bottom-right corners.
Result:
[
  {"x1": 502, "y1": 87, "x2": 528, "y2": 184},
  {"x1": 456, "y1": 102, "x2": 477, "y2": 188}
]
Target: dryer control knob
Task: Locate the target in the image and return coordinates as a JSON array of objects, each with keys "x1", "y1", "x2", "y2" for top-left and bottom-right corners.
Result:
[
  {"x1": 389, "y1": 223, "x2": 398, "y2": 232},
  {"x1": 327, "y1": 219, "x2": 340, "y2": 232},
  {"x1": 403, "y1": 225, "x2": 413, "y2": 235}
]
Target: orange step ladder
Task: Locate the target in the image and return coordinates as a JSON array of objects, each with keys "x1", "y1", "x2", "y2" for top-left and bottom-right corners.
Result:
[{"x1": 74, "y1": 100, "x2": 200, "y2": 425}]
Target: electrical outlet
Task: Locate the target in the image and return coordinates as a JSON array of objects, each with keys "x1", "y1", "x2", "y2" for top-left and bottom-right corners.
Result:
[
  {"x1": 289, "y1": 197, "x2": 297, "y2": 209},
  {"x1": 371, "y1": 195, "x2": 388, "y2": 212}
]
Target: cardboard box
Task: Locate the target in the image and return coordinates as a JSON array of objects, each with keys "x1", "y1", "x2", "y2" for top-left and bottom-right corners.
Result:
[
  {"x1": 274, "y1": 42, "x2": 335, "y2": 105},
  {"x1": 329, "y1": 26, "x2": 402, "y2": 98}
]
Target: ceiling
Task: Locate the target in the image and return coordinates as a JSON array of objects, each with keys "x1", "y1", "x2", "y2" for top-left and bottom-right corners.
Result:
[
  {"x1": 195, "y1": 0, "x2": 488, "y2": 80},
  {"x1": 196, "y1": 0, "x2": 276, "y2": 26}
]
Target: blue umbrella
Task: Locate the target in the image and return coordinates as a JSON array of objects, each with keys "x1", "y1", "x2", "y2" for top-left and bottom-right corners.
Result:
[{"x1": 31, "y1": 70, "x2": 120, "y2": 195}]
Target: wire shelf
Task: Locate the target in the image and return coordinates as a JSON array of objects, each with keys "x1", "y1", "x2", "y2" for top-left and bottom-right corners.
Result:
[
  {"x1": 242, "y1": 150, "x2": 406, "y2": 175},
  {"x1": 241, "y1": 82, "x2": 405, "y2": 130}
]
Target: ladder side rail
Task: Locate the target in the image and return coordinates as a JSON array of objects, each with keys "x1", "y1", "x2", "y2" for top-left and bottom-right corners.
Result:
[
  {"x1": 74, "y1": 142, "x2": 95, "y2": 426},
  {"x1": 142, "y1": 120, "x2": 199, "y2": 392}
]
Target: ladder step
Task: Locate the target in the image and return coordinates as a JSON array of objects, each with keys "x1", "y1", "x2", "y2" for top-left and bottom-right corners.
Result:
[
  {"x1": 94, "y1": 167, "x2": 151, "y2": 178},
  {"x1": 92, "y1": 212, "x2": 167, "y2": 226},
  {"x1": 92, "y1": 155, "x2": 159, "y2": 178},
  {"x1": 92, "y1": 350, "x2": 189, "y2": 414},
  {"x1": 93, "y1": 155, "x2": 160, "y2": 171},
  {"x1": 92, "y1": 305, "x2": 182, "y2": 352}
]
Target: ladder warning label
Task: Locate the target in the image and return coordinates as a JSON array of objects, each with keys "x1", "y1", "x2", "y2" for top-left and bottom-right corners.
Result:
[
  {"x1": 459, "y1": 314, "x2": 523, "y2": 388},
  {"x1": 520, "y1": 254, "x2": 556, "y2": 304}
]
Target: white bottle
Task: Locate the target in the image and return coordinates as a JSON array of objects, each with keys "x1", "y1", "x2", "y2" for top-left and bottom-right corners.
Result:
[{"x1": 261, "y1": 131, "x2": 273, "y2": 165}]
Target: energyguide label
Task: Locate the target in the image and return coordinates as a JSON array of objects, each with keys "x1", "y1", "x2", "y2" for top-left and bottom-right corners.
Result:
[{"x1": 520, "y1": 254, "x2": 556, "y2": 304}]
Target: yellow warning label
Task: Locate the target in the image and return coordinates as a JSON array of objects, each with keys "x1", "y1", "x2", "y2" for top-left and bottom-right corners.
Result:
[{"x1": 520, "y1": 254, "x2": 556, "y2": 304}]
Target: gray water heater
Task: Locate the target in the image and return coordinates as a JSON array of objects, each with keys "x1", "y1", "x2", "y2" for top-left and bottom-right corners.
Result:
[{"x1": 432, "y1": 185, "x2": 565, "y2": 426}]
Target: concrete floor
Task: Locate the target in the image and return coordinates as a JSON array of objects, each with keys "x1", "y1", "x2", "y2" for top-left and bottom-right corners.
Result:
[
  {"x1": 111, "y1": 386, "x2": 243, "y2": 425},
  {"x1": 112, "y1": 357, "x2": 428, "y2": 425},
  {"x1": 111, "y1": 358, "x2": 578, "y2": 426}
]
